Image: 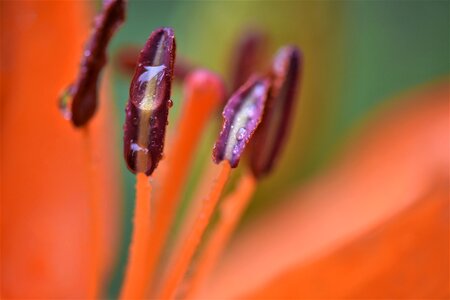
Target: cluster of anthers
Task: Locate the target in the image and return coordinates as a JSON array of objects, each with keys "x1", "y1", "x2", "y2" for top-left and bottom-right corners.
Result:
[{"x1": 59, "y1": 0, "x2": 302, "y2": 299}]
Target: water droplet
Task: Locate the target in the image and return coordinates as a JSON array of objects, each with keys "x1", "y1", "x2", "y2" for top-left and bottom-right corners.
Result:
[
  {"x1": 252, "y1": 85, "x2": 266, "y2": 98},
  {"x1": 236, "y1": 127, "x2": 247, "y2": 141},
  {"x1": 232, "y1": 145, "x2": 240, "y2": 155},
  {"x1": 84, "y1": 50, "x2": 91, "y2": 57},
  {"x1": 135, "y1": 65, "x2": 167, "y2": 110},
  {"x1": 167, "y1": 99, "x2": 173, "y2": 108},
  {"x1": 246, "y1": 103, "x2": 257, "y2": 118},
  {"x1": 130, "y1": 142, "x2": 148, "y2": 154},
  {"x1": 138, "y1": 65, "x2": 166, "y2": 85},
  {"x1": 59, "y1": 88, "x2": 73, "y2": 121}
]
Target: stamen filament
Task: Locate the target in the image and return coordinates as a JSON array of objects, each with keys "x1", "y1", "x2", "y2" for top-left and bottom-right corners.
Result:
[
  {"x1": 185, "y1": 171, "x2": 256, "y2": 299},
  {"x1": 119, "y1": 173, "x2": 152, "y2": 299},
  {"x1": 174, "y1": 162, "x2": 218, "y2": 253},
  {"x1": 158, "y1": 161, "x2": 231, "y2": 299},
  {"x1": 82, "y1": 125, "x2": 104, "y2": 299},
  {"x1": 144, "y1": 71, "x2": 224, "y2": 296}
]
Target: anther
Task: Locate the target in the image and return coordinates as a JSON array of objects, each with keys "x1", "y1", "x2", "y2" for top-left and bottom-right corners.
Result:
[
  {"x1": 213, "y1": 76, "x2": 270, "y2": 168},
  {"x1": 249, "y1": 46, "x2": 302, "y2": 178},
  {"x1": 123, "y1": 27, "x2": 176, "y2": 176},
  {"x1": 230, "y1": 29, "x2": 267, "y2": 92},
  {"x1": 59, "y1": 0, "x2": 126, "y2": 127}
]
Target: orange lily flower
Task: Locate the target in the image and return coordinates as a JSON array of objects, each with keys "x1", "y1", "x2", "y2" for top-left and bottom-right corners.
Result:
[{"x1": 1, "y1": 1, "x2": 448, "y2": 299}]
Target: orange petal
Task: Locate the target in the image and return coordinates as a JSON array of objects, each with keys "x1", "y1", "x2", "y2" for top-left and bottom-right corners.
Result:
[
  {"x1": 244, "y1": 179, "x2": 449, "y2": 299},
  {"x1": 202, "y1": 81, "x2": 449, "y2": 298},
  {"x1": 1, "y1": 2, "x2": 121, "y2": 298}
]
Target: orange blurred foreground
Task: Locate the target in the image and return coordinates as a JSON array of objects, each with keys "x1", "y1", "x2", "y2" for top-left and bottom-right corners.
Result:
[{"x1": 1, "y1": 2, "x2": 121, "y2": 298}]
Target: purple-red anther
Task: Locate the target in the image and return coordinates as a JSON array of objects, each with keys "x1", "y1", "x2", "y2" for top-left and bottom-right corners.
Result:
[
  {"x1": 59, "y1": 0, "x2": 126, "y2": 127},
  {"x1": 230, "y1": 29, "x2": 267, "y2": 92},
  {"x1": 213, "y1": 76, "x2": 270, "y2": 168},
  {"x1": 124, "y1": 27, "x2": 176, "y2": 176},
  {"x1": 249, "y1": 46, "x2": 302, "y2": 178}
]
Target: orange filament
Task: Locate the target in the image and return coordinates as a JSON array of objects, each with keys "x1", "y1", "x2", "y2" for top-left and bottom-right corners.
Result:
[
  {"x1": 158, "y1": 161, "x2": 231, "y2": 299},
  {"x1": 185, "y1": 171, "x2": 257, "y2": 299},
  {"x1": 173, "y1": 162, "x2": 218, "y2": 256},
  {"x1": 142, "y1": 71, "x2": 223, "y2": 296},
  {"x1": 82, "y1": 125, "x2": 103, "y2": 299},
  {"x1": 119, "y1": 173, "x2": 152, "y2": 299}
]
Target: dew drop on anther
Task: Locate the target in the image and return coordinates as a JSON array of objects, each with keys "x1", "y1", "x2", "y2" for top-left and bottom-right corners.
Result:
[
  {"x1": 131, "y1": 142, "x2": 149, "y2": 154},
  {"x1": 232, "y1": 145, "x2": 240, "y2": 155},
  {"x1": 59, "y1": 88, "x2": 73, "y2": 121},
  {"x1": 236, "y1": 127, "x2": 247, "y2": 141}
]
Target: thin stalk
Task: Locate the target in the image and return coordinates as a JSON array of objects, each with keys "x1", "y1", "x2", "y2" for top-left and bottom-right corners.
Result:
[
  {"x1": 119, "y1": 173, "x2": 152, "y2": 299},
  {"x1": 82, "y1": 125, "x2": 103, "y2": 299},
  {"x1": 158, "y1": 161, "x2": 231, "y2": 299},
  {"x1": 185, "y1": 171, "x2": 256, "y2": 299},
  {"x1": 144, "y1": 71, "x2": 223, "y2": 296}
]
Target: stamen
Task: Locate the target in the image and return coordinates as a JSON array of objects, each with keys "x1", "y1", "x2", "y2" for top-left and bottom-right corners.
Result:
[
  {"x1": 143, "y1": 70, "x2": 225, "y2": 296},
  {"x1": 158, "y1": 161, "x2": 231, "y2": 299},
  {"x1": 123, "y1": 27, "x2": 176, "y2": 176},
  {"x1": 120, "y1": 27, "x2": 176, "y2": 300},
  {"x1": 158, "y1": 76, "x2": 269, "y2": 298},
  {"x1": 230, "y1": 29, "x2": 267, "y2": 91},
  {"x1": 249, "y1": 46, "x2": 302, "y2": 178},
  {"x1": 59, "y1": 0, "x2": 125, "y2": 127},
  {"x1": 119, "y1": 173, "x2": 152, "y2": 299},
  {"x1": 213, "y1": 76, "x2": 270, "y2": 167},
  {"x1": 158, "y1": 47, "x2": 301, "y2": 297},
  {"x1": 172, "y1": 161, "x2": 218, "y2": 260},
  {"x1": 82, "y1": 125, "x2": 104, "y2": 299},
  {"x1": 184, "y1": 171, "x2": 257, "y2": 299}
]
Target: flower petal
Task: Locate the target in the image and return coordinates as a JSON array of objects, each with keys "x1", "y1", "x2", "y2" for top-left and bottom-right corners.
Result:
[{"x1": 1, "y1": 2, "x2": 121, "y2": 298}]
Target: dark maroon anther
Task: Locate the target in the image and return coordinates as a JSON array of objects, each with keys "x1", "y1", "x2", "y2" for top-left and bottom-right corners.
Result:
[
  {"x1": 59, "y1": 0, "x2": 126, "y2": 127},
  {"x1": 213, "y1": 76, "x2": 270, "y2": 168},
  {"x1": 115, "y1": 46, "x2": 141, "y2": 76},
  {"x1": 230, "y1": 29, "x2": 267, "y2": 92},
  {"x1": 249, "y1": 46, "x2": 302, "y2": 178},
  {"x1": 173, "y1": 57, "x2": 195, "y2": 82},
  {"x1": 124, "y1": 27, "x2": 176, "y2": 176}
]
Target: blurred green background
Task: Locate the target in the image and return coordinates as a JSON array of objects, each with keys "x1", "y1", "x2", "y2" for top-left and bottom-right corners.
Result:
[{"x1": 105, "y1": 1, "x2": 449, "y2": 297}]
